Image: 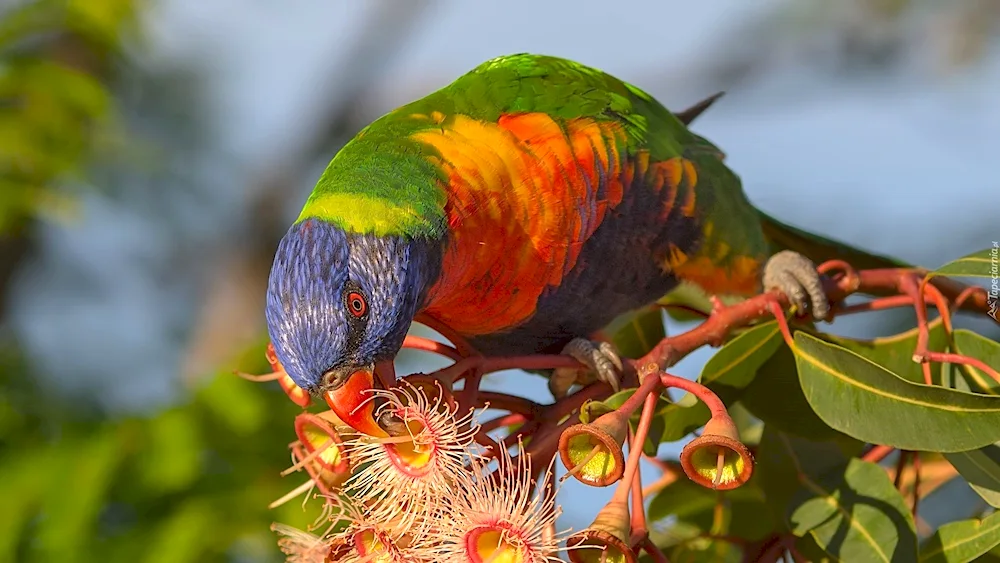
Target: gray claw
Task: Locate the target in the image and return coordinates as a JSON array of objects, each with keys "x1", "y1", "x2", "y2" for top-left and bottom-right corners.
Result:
[
  {"x1": 550, "y1": 338, "x2": 624, "y2": 399},
  {"x1": 763, "y1": 250, "x2": 830, "y2": 320},
  {"x1": 598, "y1": 341, "x2": 624, "y2": 372}
]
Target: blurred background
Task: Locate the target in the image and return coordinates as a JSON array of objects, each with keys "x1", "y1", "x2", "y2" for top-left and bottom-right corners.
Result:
[{"x1": 1, "y1": 0, "x2": 998, "y2": 561}]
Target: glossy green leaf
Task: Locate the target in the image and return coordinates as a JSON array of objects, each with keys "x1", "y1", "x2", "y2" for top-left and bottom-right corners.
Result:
[
  {"x1": 659, "y1": 281, "x2": 714, "y2": 321},
  {"x1": 741, "y1": 344, "x2": 843, "y2": 441},
  {"x1": 655, "y1": 321, "x2": 782, "y2": 442},
  {"x1": 756, "y1": 428, "x2": 862, "y2": 530},
  {"x1": 649, "y1": 472, "x2": 773, "y2": 541},
  {"x1": 929, "y1": 248, "x2": 997, "y2": 279},
  {"x1": 951, "y1": 330, "x2": 1000, "y2": 395},
  {"x1": 795, "y1": 332, "x2": 1000, "y2": 452},
  {"x1": 944, "y1": 443, "x2": 1000, "y2": 508},
  {"x1": 605, "y1": 305, "x2": 666, "y2": 358},
  {"x1": 824, "y1": 318, "x2": 948, "y2": 385},
  {"x1": 794, "y1": 534, "x2": 837, "y2": 562},
  {"x1": 700, "y1": 322, "x2": 783, "y2": 392},
  {"x1": 758, "y1": 428, "x2": 915, "y2": 561},
  {"x1": 920, "y1": 511, "x2": 1000, "y2": 563},
  {"x1": 668, "y1": 539, "x2": 743, "y2": 563},
  {"x1": 794, "y1": 459, "x2": 916, "y2": 561}
]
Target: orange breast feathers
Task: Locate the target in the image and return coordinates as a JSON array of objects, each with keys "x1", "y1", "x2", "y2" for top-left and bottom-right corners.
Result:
[{"x1": 410, "y1": 112, "x2": 629, "y2": 336}]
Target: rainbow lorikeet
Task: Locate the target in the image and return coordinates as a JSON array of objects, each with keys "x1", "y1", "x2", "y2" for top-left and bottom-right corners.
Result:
[{"x1": 265, "y1": 54, "x2": 897, "y2": 436}]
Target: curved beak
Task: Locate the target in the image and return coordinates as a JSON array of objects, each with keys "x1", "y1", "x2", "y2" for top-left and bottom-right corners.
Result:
[{"x1": 323, "y1": 368, "x2": 387, "y2": 438}]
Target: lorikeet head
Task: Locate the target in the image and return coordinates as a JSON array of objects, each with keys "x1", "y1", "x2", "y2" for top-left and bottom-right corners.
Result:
[{"x1": 265, "y1": 218, "x2": 440, "y2": 436}]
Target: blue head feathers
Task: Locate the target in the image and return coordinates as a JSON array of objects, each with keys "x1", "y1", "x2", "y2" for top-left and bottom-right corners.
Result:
[{"x1": 265, "y1": 219, "x2": 441, "y2": 394}]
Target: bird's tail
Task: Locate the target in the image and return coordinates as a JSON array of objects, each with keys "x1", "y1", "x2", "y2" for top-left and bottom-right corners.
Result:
[{"x1": 757, "y1": 210, "x2": 912, "y2": 271}]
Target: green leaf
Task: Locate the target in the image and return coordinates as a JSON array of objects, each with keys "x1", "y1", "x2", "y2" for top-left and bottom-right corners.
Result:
[
  {"x1": 741, "y1": 344, "x2": 843, "y2": 441},
  {"x1": 36, "y1": 426, "x2": 125, "y2": 561},
  {"x1": 0, "y1": 448, "x2": 54, "y2": 562},
  {"x1": 197, "y1": 340, "x2": 271, "y2": 436},
  {"x1": 758, "y1": 429, "x2": 915, "y2": 561},
  {"x1": 756, "y1": 428, "x2": 862, "y2": 531},
  {"x1": 944, "y1": 443, "x2": 1000, "y2": 508},
  {"x1": 648, "y1": 472, "x2": 774, "y2": 541},
  {"x1": 144, "y1": 500, "x2": 216, "y2": 563},
  {"x1": 951, "y1": 330, "x2": 1000, "y2": 395},
  {"x1": 138, "y1": 408, "x2": 203, "y2": 494},
  {"x1": 668, "y1": 539, "x2": 743, "y2": 563},
  {"x1": 794, "y1": 331, "x2": 1000, "y2": 452},
  {"x1": 700, "y1": 322, "x2": 784, "y2": 393},
  {"x1": 796, "y1": 461, "x2": 916, "y2": 561},
  {"x1": 919, "y1": 511, "x2": 1000, "y2": 563},
  {"x1": 655, "y1": 321, "x2": 783, "y2": 442},
  {"x1": 605, "y1": 306, "x2": 666, "y2": 358},
  {"x1": 659, "y1": 282, "x2": 715, "y2": 321},
  {"x1": 794, "y1": 534, "x2": 837, "y2": 562},
  {"x1": 823, "y1": 318, "x2": 949, "y2": 385},
  {"x1": 929, "y1": 248, "x2": 998, "y2": 279}
]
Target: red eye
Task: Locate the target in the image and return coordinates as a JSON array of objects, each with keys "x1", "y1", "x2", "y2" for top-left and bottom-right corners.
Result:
[{"x1": 346, "y1": 291, "x2": 367, "y2": 318}]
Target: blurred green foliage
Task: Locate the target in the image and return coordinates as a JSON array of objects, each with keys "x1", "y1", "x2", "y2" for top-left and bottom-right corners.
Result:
[
  {"x1": 0, "y1": 339, "x2": 321, "y2": 562},
  {"x1": 0, "y1": 0, "x2": 140, "y2": 233}
]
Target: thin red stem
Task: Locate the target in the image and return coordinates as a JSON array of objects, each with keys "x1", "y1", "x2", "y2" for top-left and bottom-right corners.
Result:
[
  {"x1": 612, "y1": 387, "x2": 659, "y2": 505},
  {"x1": 401, "y1": 335, "x2": 463, "y2": 361},
  {"x1": 894, "y1": 451, "x2": 909, "y2": 490},
  {"x1": 432, "y1": 353, "x2": 582, "y2": 386},
  {"x1": 658, "y1": 371, "x2": 727, "y2": 420},
  {"x1": 616, "y1": 371, "x2": 663, "y2": 417},
  {"x1": 480, "y1": 412, "x2": 528, "y2": 433},
  {"x1": 923, "y1": 283, "x2": 954, "y2": 334},
  {"x1": 475, "y1": 391, "x2": 540, "y2": 415},
  {"x1": 458, "y1": 367, "x2": 484, "y2": 412},
  {"x1": 234, "y1": 370, "x2": 282, "y2": 382},
  {"x1": 482, "y1": 354, "x2": 581, "y2": 372},
  {"x1": 413, "y1": 313, "x2": 478, "y2": 357},
  {"x1": 835, "y1": 295, "x2": 914, "y2": 315},
  {"x1": 630, "y1": 461, "x2": 646, "y2": 541},
  {"x1": 862, "y1": 444, "x2": 895, "y2": 464},
  {"x1": 922, "y1": 351, "x2": 1000, "y2": 386},
  {"x1": 545, "y1": 381, "x2": 617, "y2": 422},
  {"x1": 768, "y1": 300, "x2": 797, "y2": 349},
  {"x1": 901, "y1": 276, "x2": 935, "y2": 385},
  {"x1": 505, "y1": 420, "x2": 541, "y2": 447},
  {"x1": 629, "y1": 396, "x2": 654, "y2": 544},
  {"x1": 641, "y1": 537, "x2": 671, "y2": 563},
  {"x1": 474, "y1": 428, "x2": 501, "y2": 452}
]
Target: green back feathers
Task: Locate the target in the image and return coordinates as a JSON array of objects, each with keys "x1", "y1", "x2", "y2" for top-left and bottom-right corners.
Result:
[
  {"x1": 298, "y1": 53, "x2": 703, "y2": 238},
  {"x1": 298, "y1": 125, "x2": 449, "y2": 238}
]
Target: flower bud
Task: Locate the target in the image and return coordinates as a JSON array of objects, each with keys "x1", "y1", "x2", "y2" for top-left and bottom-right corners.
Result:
[
  {"x1": 566, "y1": 498, "x2": 636, "y2": 563},
  {"x1": 679, "y1": 416, "x2": 753, "y2": 490},
  {"x1": 558, "y1": 411, "x2": 628, "y2": 487}
]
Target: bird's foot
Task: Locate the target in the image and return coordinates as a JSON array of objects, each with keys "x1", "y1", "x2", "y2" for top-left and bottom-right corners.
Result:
[
  {"x1": 549, "y1": 338, "x2": 624, "y2": 399},
  {"x1": 763, "y1": 250, "x2": 830, "y2": 321}
]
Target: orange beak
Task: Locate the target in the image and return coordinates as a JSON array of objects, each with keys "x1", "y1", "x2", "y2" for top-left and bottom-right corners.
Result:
[{"x1": 324, "y1": 368, "x2": 387, "y2": 438}]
